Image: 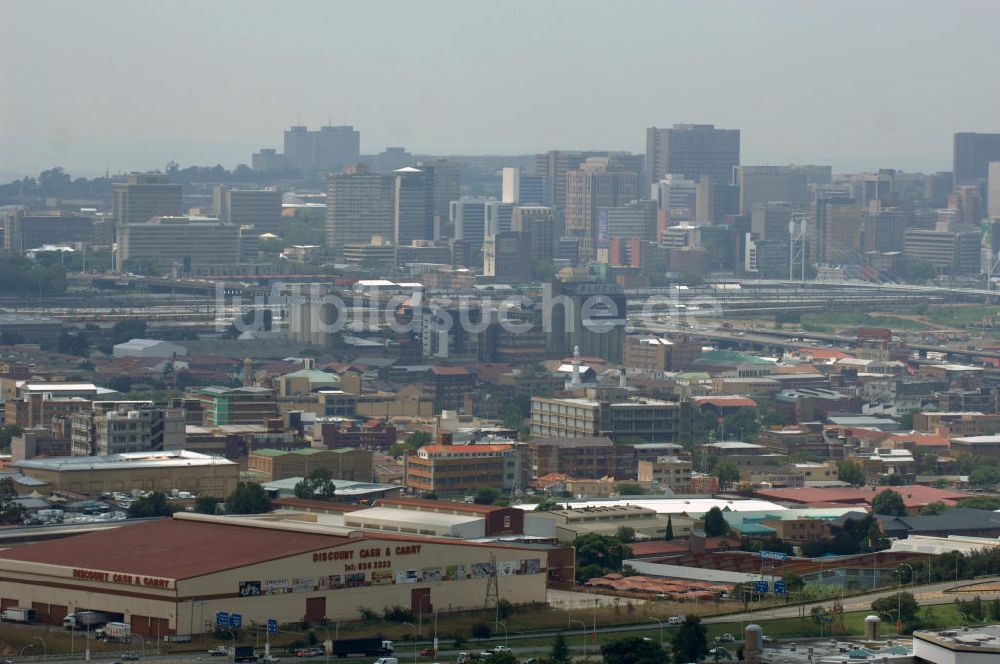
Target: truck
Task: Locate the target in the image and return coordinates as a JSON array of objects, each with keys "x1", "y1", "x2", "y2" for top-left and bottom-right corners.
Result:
[
  {"x1": 233, "y1": 646, "x2": 258, "y2": 662},
  {"x1": 95, "y1": 621, "x2": 132, "y2": 642},
  {"x1": 63, "y1": 610, "x2": 121, "y2": 630},
  {"x1": 330, "y1": 637, "x2": 393, "y2": 658},
  {"x1": 1, "y1": 607, "x2": 36, "y2": 623}
]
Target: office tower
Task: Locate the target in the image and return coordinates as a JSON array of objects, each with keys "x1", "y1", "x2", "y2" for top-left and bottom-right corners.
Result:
[
  {"x1": 814, "y1": 194, "x2": 859, "y2": 265},
  {"x1": 485, "y1": 200, "x2": 513, "y2": 235},
  {"x1": 512, "y1": 205, "x2": 555, "y2": 262},
  {"x1": 954, "y1": 132, "x2": 1000, "y2": 185},
  {"x1": 735, "y1": 165, "x2": 809, "y2": 214},
  {"x1": 117, "y1": 216, "x2": 240, "y2": 273},
  {"x1": 904, "y1": 228, "x2": 981, "y2": 274},
  {"x1": 394, "y1": 166, "x2": 434, "y2": 246},
  {"x1": 862, "y1": 208, "x2": 906, "y2": 253},
  {"x1": 213, "y1": 186, "x2": 283, "y2": 234},
  {"x1": 111, "y1": 173, "x2": 182, "y2": 227},
  {"x1": 652, "y1": 174, "x2": 703, "y2": 224},
  {"x1": 750, "y1": 202, "x2": 793, "y2": 275},
  {"x1": 2, "y1": 212, "x2": 93, "y2": 255},
  {"x1": 325, "y1": 164, "x2": 394, "y2": 249},
  {"x1": 547, "y1": 281, "x2": 627, "y2": 363},
  {"x1": 450, "y1": 198, "x2": 489, "y2": 250},
  {"x1": 284, "y1": 126, "x2": 315, "y2": 173},
  {"x1": 646, "y1": 124, "x2": 740, "y2": 219},
  {"x1": 535, "y1": 150, "x2": 596, "y2": 209},
  {"x1": 314, "y1": 125, "x2": 361, "y2": 172},
  {"x1": 484, "y1": 231, "x2": 531, "y2": 282},
  {"x1": 251, "y1": 148, "x2": 288, "y2": 173},
  {"x1": 600, "y1": 199, "x2": 658, "y2": 242},
  {"x1": 564, "y1": 158, "x2": 640, "y2": 260},
  {"x1": 418, "y1": 158, "x2": 460, "y2": 238},
  {"x1": 990, "y1": 163, "x2": 1000, "y2": 219},
  {"x1": 924, "y1": 171, "x2": 955, "y2": 208},
  {"x1": 949, "y1": 185, "x2": 983, "y2": 227},
  {"x1": 502, "y1": 167, "x2": 520, "y2": 204}
]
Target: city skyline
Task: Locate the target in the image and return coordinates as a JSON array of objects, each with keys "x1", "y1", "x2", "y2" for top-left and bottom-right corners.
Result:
[{"x1": 3, "y1": 0, "x2": 1000, "y2": 179}]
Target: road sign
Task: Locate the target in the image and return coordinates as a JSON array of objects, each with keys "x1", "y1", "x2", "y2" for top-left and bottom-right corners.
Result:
[
  {"x1": 760, "y1": 551, "x2": 789, "y2": 561},
  {"x1": 754, "y1": 580, "x2": 769, "y2": 593},
  {"x1": 216, "y1": 612, "x2": 229, "y2": 626},
  {"x1": 773, "y1": 580, "x2": 787, "y2": 595},
  {"x1": 267, "y1": 619, "x2": 278, "y2": 634},
  {"x1": 229, "y1": 613, "x2": 242, "y2": 629}
]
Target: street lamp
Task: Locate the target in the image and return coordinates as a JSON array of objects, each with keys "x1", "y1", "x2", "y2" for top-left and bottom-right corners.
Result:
[
  {"x1": 648, "y1": 617, "x2": 664, "y2": 650},
  {"x1": 402, "y1": 622, "x2": 417, "y2": 664},
  {"x1": 894, "y1": 564, "x2": 915, "y2": 634},
  {"x1": 570, "y1": 619, "x2": 588, "y2": 658},
  {"x1": 497, "y1": 621, "x2": 508, "y2": 649},
  {"x1": 34, "y1": 635, "x2": 47, "y2": 657}
]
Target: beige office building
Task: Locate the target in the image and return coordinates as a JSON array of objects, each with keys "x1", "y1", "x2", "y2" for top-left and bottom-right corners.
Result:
[{"x1": 117, "y1": 216, "x2": 240, "y2": 272}]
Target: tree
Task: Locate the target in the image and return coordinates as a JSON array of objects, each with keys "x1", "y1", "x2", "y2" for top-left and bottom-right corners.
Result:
[
  {"x1": 294, "y1": 468, "x2": 337, "y2": 501},
  {"x1": 127, "y1": 492, "x2": 177, "y2": 518},
  {"x1": 616, "y1": 526, "x2": 636, "y2": 543},
  {"x1": 389, "y1": 430, "x2": 432, "y2": 458},
  {"x1": 960, "y1": 496, "x2": 1000, "y2": 510},
  {"x1": 0, "y1": 425, "x2": 23, "y2": 452},
  {"x1": 574, "y1": 533, "x2": 633, "y2": 582},
  {"x1": 872, "y1": 489, "x2": 907, "y2": 517},
  {"x1": 671, "y1": 616, "x2": 708, "y2": 664},
  {"x1": 872, "y1": 591, "x2": 919, "y2": 632},
  {"x1": 470, "y1": 623, "x2": 491, "y2": 639},
  {"x1": 194, "y1": 496, "x2": 221, "y2": 515},
  {"x1": 0, "y1": 478, "x2": 26, "y2": 525},
  {"x1": 836, "y1": 460, "x2": 867, "y2": 487},
  {"x1": 108, "y1": 376, "x2": 133, "y2": 394},
  {"x1": 665, "y1": 514, "x2": 674, "y2": 541},
  {"x1": 920, "y1": 501, "x2": 949, "y2": 516},
  {"x1": 111, "y1": 319, "x2": 147, "y2": 345},
  {"x1": 550, "y1": 632, "x2": 571, "y2": 664},
  {"x1": 534, "y1": 497, "x2": 563, "y2": 511},
  {"x1": 473, "y1": 487, "x2": 500, "y2": 505},
  {"x1": 482, "y1": 654, "x2": 518, "y2": 664},
  {"x1": 723, "y1": 407, "x2": 759, "y2": 441},
  {"x1": 224, "y1": 482, "x2": 272, "y2": 514},
  {"x1": 703, "y1": 506, "x2": 729, "y2": 537},
  {"x1": 602, "y1": 637, "x2": 667, "y2": 664},
  {"x1": 789, "y1": 450, "x2": 819, "y2": 463},
  {"x1": 782, "y1": 571, "x2": 805, "y2": 593},
  {"x1": 970, "y1": 466, "x2": 1000, "y2": 489},
  {"x1": 713, "y1": 461, "x2": 741, "y2": 489},
  {"x1": 616, "y1": 482, "x2": 646, "y2": 495}
]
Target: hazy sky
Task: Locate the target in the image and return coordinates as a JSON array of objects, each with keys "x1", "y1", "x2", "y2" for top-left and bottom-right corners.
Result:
[{"x1": 3, "y1": 0, "x2": 999, "y2": 179}]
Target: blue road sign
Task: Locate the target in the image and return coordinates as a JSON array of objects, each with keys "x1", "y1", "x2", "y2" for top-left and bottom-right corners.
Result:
[
  {"x1": 774, "y1": 580, "x2": 788, "y2": 595},
  {"x1": 229, "y1": 613, "x2": 242, "y2": 629},
  {"x1": 267, "y1": 619, "x2": 278, "y2": 634},
  {"x1": 754, "y1": 580, "x2": 769, "y2": 593},
  {"x1": 216, "y1": 612, "x2": 229, "y2": 626},
  {"x1": 759, "y1": 551, "x2": 789, "y2": 561}
]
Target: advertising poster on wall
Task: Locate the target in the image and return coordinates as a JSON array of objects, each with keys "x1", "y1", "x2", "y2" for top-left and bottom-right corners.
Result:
[
  {"x1": 265, "y1": 579, "x2": 290, "y2": 594},
  {"x1": 373, "y1": 571, "x2": 394, "y2": 585},
  {"x1": 422, "y1": 567, "x2": 443, "y2": 582},
  {"x1": 472, "y1": 562, "x2": 493, "y2": 578},
  {"x1": 238, "y1": 581, "x2": 262, "y2": 597}
]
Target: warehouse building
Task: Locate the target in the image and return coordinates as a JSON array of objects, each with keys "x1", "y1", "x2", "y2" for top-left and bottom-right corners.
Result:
[
  {"x1": 0, "y1": 513, "x2": 551, "y2": 637},
  {"x1": 10, "y1": 450, "x2": 239, "y2": 496}
]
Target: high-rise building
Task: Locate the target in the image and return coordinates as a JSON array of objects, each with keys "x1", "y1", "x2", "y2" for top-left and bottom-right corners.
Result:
[
  {"x1": 450, "y1": 198, "x2": 489, "y2": 250},
  {"x1": 71, "y1": 403, "x2": 185, "y2": 456},
  {"x1": 814, "y1": 194, "x2": 863, "y2": 265},
  {"x1": 862, "y1": 208, "x2": 906, "y2": 253},
  {"x1": 325, "y1": 164, "x2": 394, "y2": 249},
  {"x1": 484, "y1": 231, "x2": 531, "y2": 282},
  {"x1": 314, "y1": 125, "x2": 361, "y2": 172},
  {"x1": 651, "y1": 174, "x2": 706, "y2": 225},
  {"x1": 547, "y1": 281, "x2": 627, "y2": 363},
  {"x1": 600, "y1": 199, "x2": 658, "y2": 242},
  {"x1": 394, "y1": 167, "x2": 434, "y2": 246},
  {"x1": 116, "y1": 216, "x2": 240, "y2": 273},
  {"x1": 485, "y1": 200, "x2": 513, "y2": 235},
  {"x1": 990, "y1": 162, "x2": 1000, "y2": 219},
  {"x1": 112, "y1": 173, "x2": 182, "y2": 227},
  {"x1": 949, "y1": 185, "x2": 983, "y2": 227},
  {"x1": 251, "y1": 148, "x2": 287, "y2": 173},
  {"x1": 419, "y1": 158, "x2": 461, "y2": 237},
  {"x1": 512, "y1": 205, "x2": 556, "y2": 263},
  {"x1": 536, "y1": 150, "x2": 598, "y2": 210},
  {"x1": 504, "y1": 167, "x2": 547, "y2": 205},
  {"x1": 954, "y1": 132, "x2": 1000, "y2": 185},
  {"x1": 564, "y1": 159, "x2": 640, "y2": 260},
  {"x1": 735, "y1": 165, "x2": 809, "y2": 214},
  {"x1": 213, "y1": 186, "x2": 283, "y2": 234},
  {"x1": 904, "y1": 228, "x2": 981, "y2": 274},
  {"x1": 2, "y1": 212, "x2": 93, "y2": 254},
  {"x1": 283, "y1": 126, "x2": 315, "y2": 173},
  {"x1": 645, "y1": 124, "x2": 740, "y2": 219}
]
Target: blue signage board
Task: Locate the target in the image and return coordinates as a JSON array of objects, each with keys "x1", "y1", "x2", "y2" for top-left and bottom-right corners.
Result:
[
  {"x1": 216, "y1": 612, "x2": 229, "y2": 626},
  {"x1": 754, "y1": 580, "x2": 769, "y2": 593},
  {"x1": 267, "y1": 619, "x2": 278, "y2": 634},
  {"x1": 773, "y1": 580, "x2": 787, "y2": 595},
  {"x1": 229, "y1": 613, "x2": 242, "y2": 629}
]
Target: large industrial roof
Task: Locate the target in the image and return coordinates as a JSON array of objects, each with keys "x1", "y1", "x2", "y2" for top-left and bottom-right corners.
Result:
[
  {"x1": 13, "y1": 450, "x2": 237, "y2": 472},
  {"x1": 516, "y1": 497, "x2": 787, "y2": 515},
  {"x1": 0, "y1": 517, "x2": 351, "y2": 580}
]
